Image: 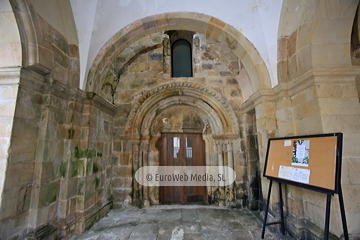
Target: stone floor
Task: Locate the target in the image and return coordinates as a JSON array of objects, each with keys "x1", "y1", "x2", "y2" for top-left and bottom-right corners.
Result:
[{"x1": 70, "y1": 205, "x2": 293, "y2": 240}]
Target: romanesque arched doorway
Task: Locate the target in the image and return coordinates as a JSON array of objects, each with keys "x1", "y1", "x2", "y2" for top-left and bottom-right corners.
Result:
[
  {"x1": 85, "y1": 12, "x2": 267, "y2": 211},
  {"x1": 118, "y1": 82, "x2": 241, "y2": 207}
]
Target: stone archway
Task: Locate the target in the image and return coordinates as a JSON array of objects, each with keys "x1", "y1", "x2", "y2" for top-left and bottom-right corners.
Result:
[
  {"x1": 10, "y1": 0, "x2": 51, "y2": 75},
  {"x1": 112, "y1": 81, "x2": 243, "y2": 208},
  {"x1": 84, "y1": 11, "x2": 273, "y2": 227},
  {"x1": 87, "y1": 12, "x2": 271, "y2": 212},
  {"x1": 86, "y1": 12, "x2": 272, "y2": 94},
  {"x1": 126, "y1": 81, "x2": 239, "y2": 135}
]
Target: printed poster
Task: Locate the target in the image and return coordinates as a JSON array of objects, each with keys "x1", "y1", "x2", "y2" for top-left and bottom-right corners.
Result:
[
  {"x1": 291, "y1": 168, "x2": 310, "y2": 184},
  {"x1": 278, "y1": 165, "x2": 293, "y2": 180},
  {"x1": 292, "y1": 140, "x2": 310, "y2": 167},
  {"x1": 278, "y1": 165, "x2": 311, "y2": 184}
]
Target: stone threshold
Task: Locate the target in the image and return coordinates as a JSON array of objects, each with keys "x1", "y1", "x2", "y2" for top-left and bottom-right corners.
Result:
[{"x1": 143, "y1": 204, "x2": 229, "y2": 210}]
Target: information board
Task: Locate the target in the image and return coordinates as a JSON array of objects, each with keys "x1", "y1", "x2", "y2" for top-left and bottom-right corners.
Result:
[{"x1": 263, "y1": 133, "x2": 343, "y2": 194}]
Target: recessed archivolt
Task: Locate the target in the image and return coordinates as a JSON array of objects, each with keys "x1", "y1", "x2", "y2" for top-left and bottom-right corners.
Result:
[
  {"x1": 124, "y1": 81, "x2": 239, "y2": 135},
  {"x1": 141, "y1": 97, "x2": 222, "y2": 136},
  {"x1": 86, "y1": 12, "x2": 271, "y2": 93}
]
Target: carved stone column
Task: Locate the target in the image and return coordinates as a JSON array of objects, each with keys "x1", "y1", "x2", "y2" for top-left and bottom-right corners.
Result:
[
  {"x1": 141, "y1": 139, "x2": 150, "y2": 207},
  {"x1": 132, "y1": 140, "x2": 140, "y2": 206},
  {"x1": 216, "y1": 140, "x2": 225, "y2": 206},
  {"x1": 225, "y1": 140, "x2": 235, "y2": 204}
]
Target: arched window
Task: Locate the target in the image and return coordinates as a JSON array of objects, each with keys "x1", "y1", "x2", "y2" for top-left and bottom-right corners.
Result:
[{"x1": 172, "y1": 39, "x2": 192, "y2": 77}]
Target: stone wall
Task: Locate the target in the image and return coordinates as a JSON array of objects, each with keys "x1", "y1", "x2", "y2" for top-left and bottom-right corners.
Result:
[
  {"x1": 2, "y1": 1, "x2": 359, "y2": 239},
  {"x1": 256, "y1": 1, "x2": 360, "y2": 238},
  {"x1": 238, "y1": 14, "x2": 360, "y2": 237},
  {"x1": 0, "y1": 4, "x2": 115, "y2": 239},
  {"x1": 37, "y1": 14, "x2": 79, "y2": 88},
  {"x1": 0, "y1": 70, "x2": 115, "y2": 239},
  {"x1": 242, "y1": 70, "x2": 360, "y2": 239},
  {"x1": 279, "y1": 72, "x2": 360, "y2": 240},
  {"x1": 103, "y1": 31, "x2": 254, "y2": 209},
  {"x1": 96, "y1": 32, "x2": 243, "y2": 109}
]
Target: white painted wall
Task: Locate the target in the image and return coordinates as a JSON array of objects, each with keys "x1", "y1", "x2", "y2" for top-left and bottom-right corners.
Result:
[
  {"x1": 70, "y1": 0, "x2": 283, "y2": 90},
  {"x1": 70, "y1": 0, "x2": 98, "y2": 88}
]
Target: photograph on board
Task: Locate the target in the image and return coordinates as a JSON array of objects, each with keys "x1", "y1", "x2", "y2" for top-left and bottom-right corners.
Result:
[{"x1": 292, "y1": 140, "x2": 310, "y2": 167}]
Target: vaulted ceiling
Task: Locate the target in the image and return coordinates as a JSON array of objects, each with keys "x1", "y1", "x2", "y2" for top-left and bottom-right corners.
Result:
[{"x1": 66, "y1": 0, "x2": 283, "y2": 90}]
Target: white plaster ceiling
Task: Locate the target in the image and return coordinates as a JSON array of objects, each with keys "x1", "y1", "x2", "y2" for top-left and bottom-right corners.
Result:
[{"x1": 69, "y1": 0, "x2": 283, "y2": 90}]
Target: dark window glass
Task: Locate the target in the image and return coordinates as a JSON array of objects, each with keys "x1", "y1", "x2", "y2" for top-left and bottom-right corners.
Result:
[{"x1": 172, "y1": 39, "x2": 192, "y2": 77}]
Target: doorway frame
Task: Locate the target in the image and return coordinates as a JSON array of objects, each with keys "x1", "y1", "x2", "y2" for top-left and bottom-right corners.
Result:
[
  {"x1": 118, "y1": 82, "x2": 245, "y2": 207},
  {"x1": 160, "y1": 132, "x2": 207, "y2": 203}
]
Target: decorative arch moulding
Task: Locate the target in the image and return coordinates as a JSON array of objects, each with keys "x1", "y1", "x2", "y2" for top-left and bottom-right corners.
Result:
[
  {"x1": 87, "y1": 12, "x2": 272, "y2": 93},
  {"x1": 123, "y1": 81, "x2": 239, "y2": 135},
  {"x1": 212, "y1": 134, "x2": 240, "y2": 140},
  {"x1": 140, "y1": 97, "x2": 220, "y2": 136}
]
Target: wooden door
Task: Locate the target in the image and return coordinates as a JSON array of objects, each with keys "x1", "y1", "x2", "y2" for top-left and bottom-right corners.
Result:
[{"x1": 160, "y1": 133, "x2": 206, "y2": 203}]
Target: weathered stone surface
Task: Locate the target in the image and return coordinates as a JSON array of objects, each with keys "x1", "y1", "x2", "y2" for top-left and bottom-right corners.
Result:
[
  {"x1": 70, "y1": 206, "x2": 292, "y2": 240},
  {"x1": 2, "y1": 3, "x2": 360, "y2": 240},
  {"x1": 149, "y1": 53, "x2": 162, "y2": 61}
]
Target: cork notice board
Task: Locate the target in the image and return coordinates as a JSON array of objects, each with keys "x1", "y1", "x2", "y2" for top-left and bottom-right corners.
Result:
[{"x1": 263, "y1": 133, "x2": 343, "y2": 194}]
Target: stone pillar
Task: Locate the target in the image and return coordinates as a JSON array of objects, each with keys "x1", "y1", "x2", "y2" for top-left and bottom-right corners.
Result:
[
  {"x1": 225, "y1": 140, "x2": 235, "y2": 205},
  {"x1": 215, "y1": 140, "x2": 225, "y2": 206},
  {"x1": 141, "y1": 139, "x2": 150, "y2": 207},
  {"x1": 314, "y1": 74, "x2": 360, "y2": 236},
  {"x1": 203, "y1": 134, "x2": 212, "y2": 166},
  {"x1": 203, "y1": 134, "x2": 215, "y2": 203},
  {"x1": 241, "y1": 92, "x2": 278, "y2": 212},
  {"x1": 28, "y1": 92, "x2": 50, "y2": 229},
  {"x1": 113, "y1": 134, "x2": 133, "y2": 208},
  {"x1": 231, "y1": 137, "x2": 244, "y2": 206},
  {"x1": 74, "y1": 95, "x2": 92, "y2": 234},
  {"x1": 225, "y1": 141, "x2": 234, "y2": 187},
  {"x1": 57, "y1": 98, "x2": 75, "y2": 237},
  {"x1": 137, "y1": 142, "x2": 143, "y2": 203},
  {"x1": 132, "y1": 140, "x2": 140, "y2": 206}
]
